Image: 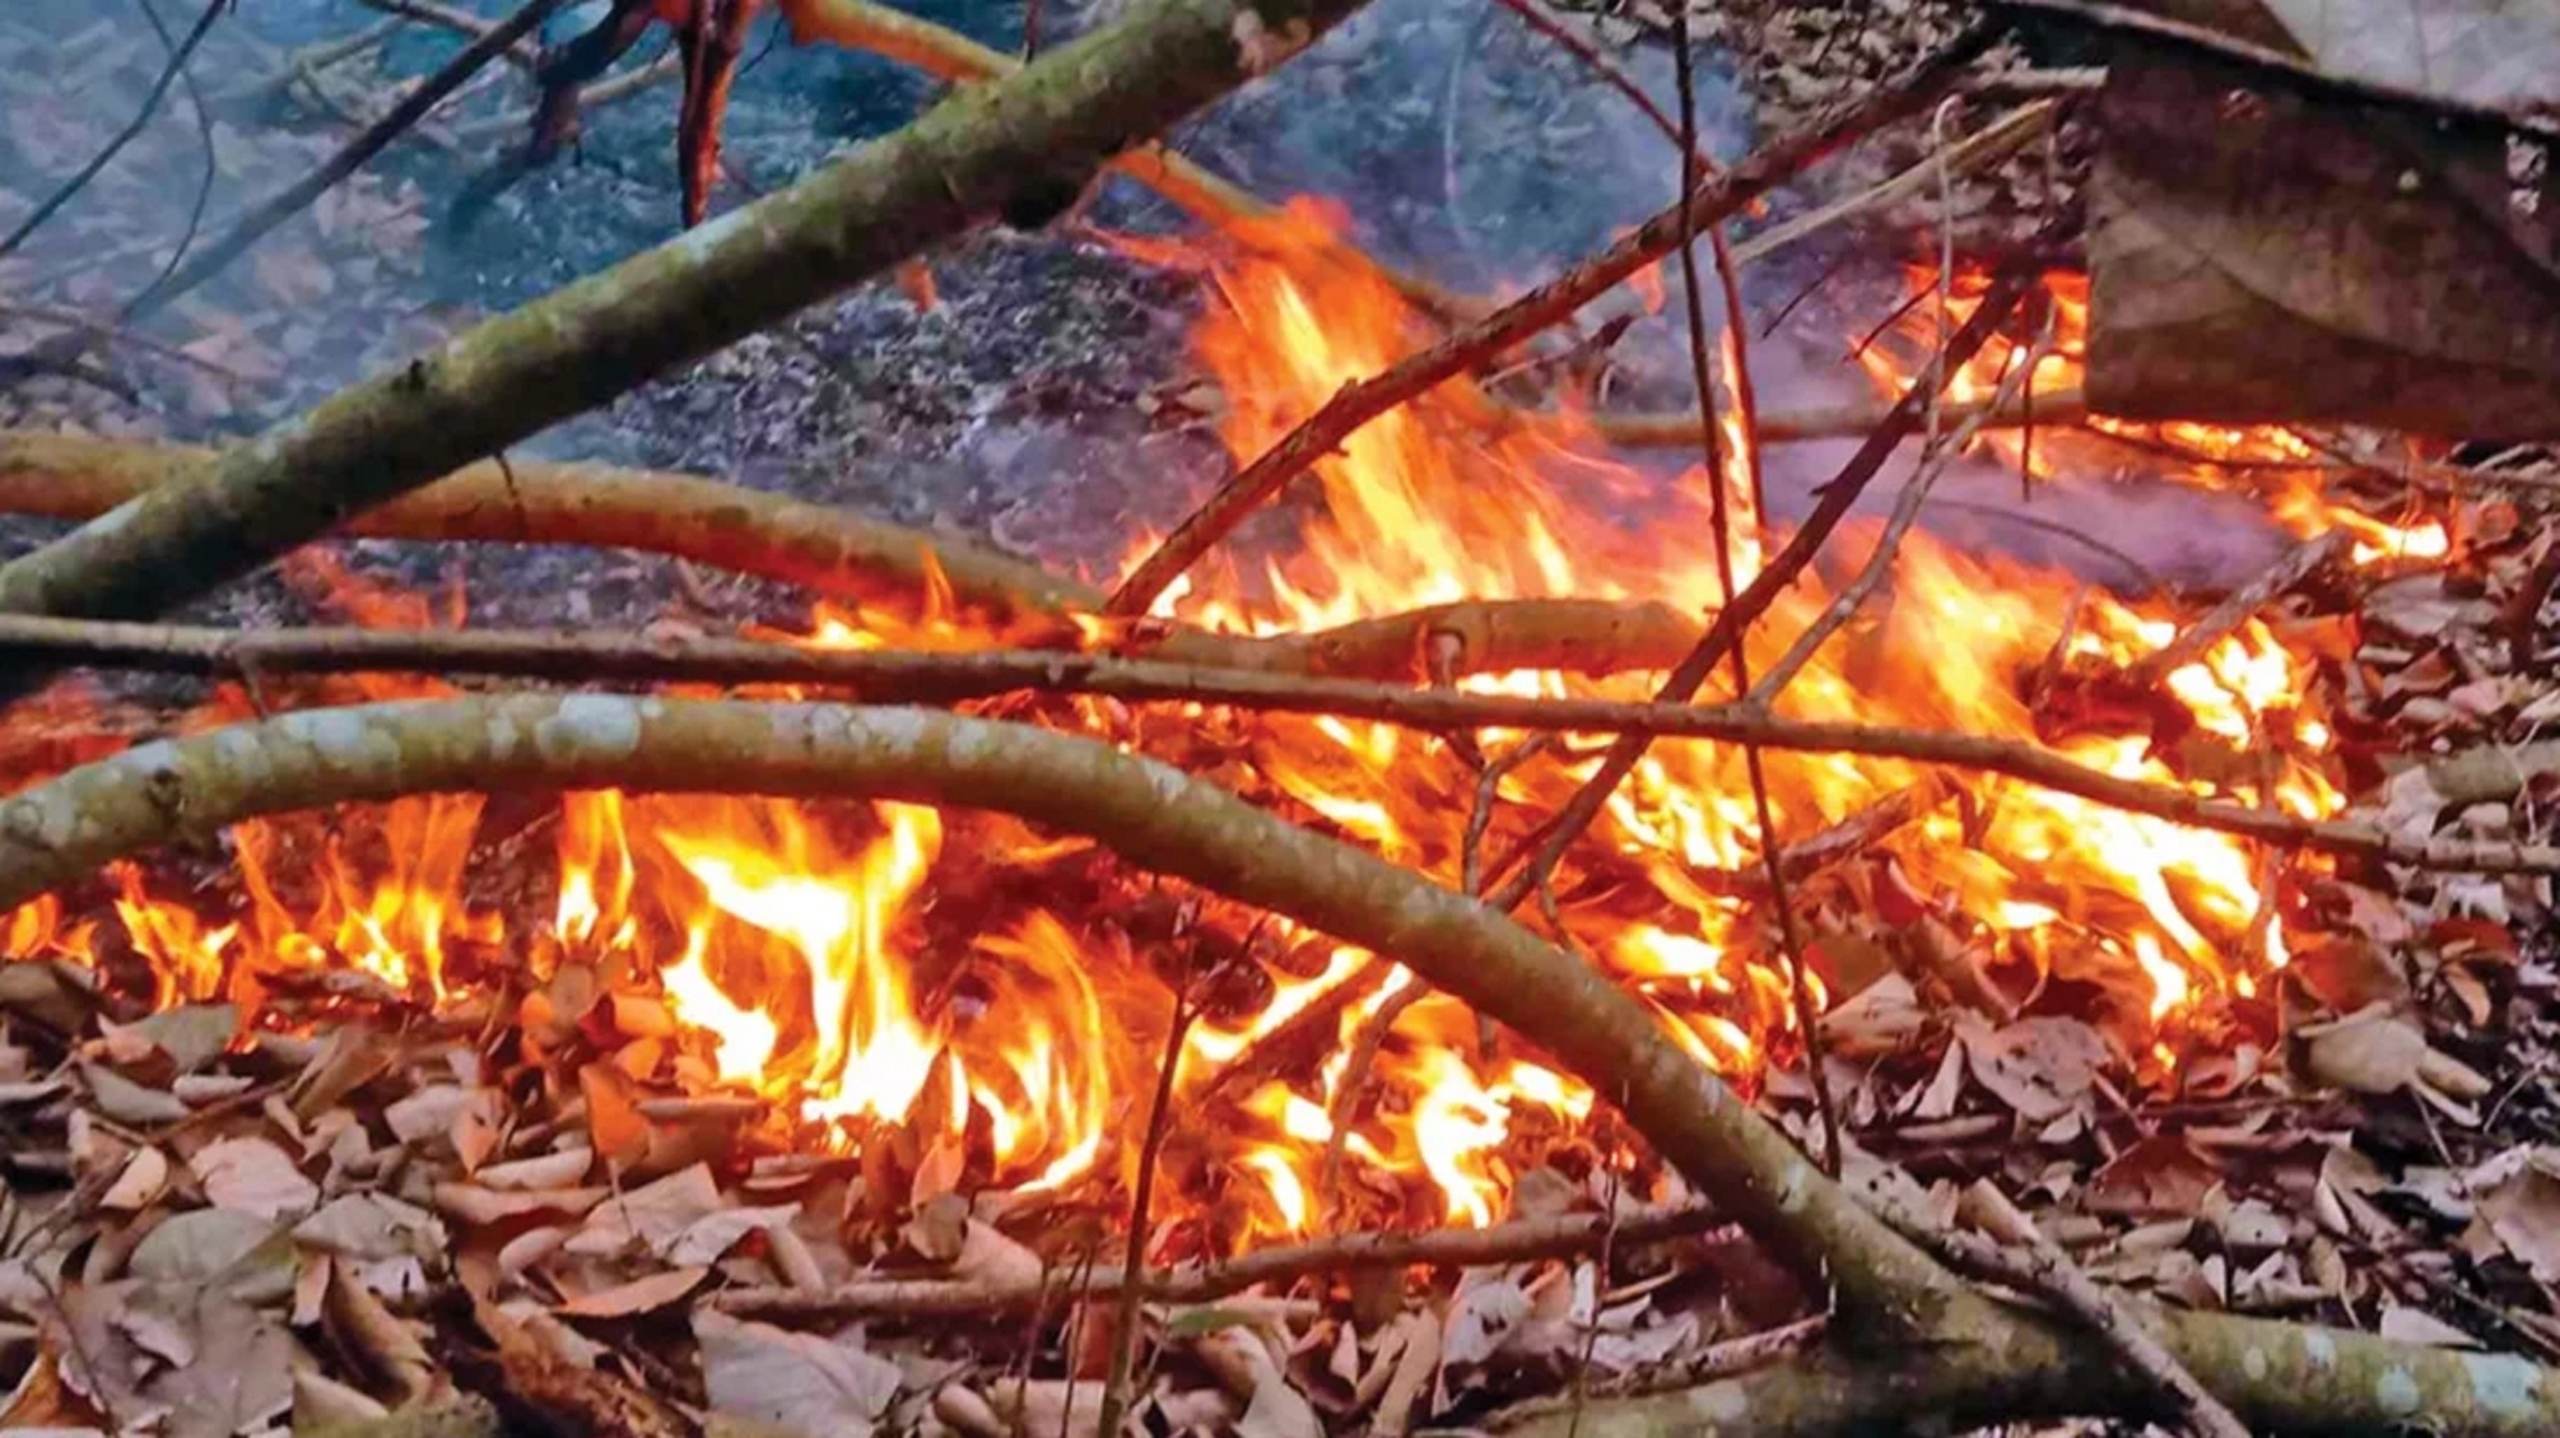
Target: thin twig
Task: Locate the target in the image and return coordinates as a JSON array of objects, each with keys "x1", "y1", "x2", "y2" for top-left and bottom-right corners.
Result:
[
  {"x1": 1663, "y1": 4, "x2": 1837, "y2": 1176},
  {"x1": 2122, "y1": 530, "x2": 2348, "y2": 691},
  {"x1": 1749, "y1": 300, "x2": 2060, "y2": 705},
  {"x1": 1095, "y1": 984, "x2": 1195, "y2": 1438},
  {"x1": 128, "y1": 0, "x2": 222, "y2": 306},
  {"x1": 715, "y1": 1204, "x2": 1734, "y2": 1321},
  {"x1": 1486, "y1": 269, "x2": 2037, "y2": 908},
  {"x1": 0, "y1": 0, "x2": 227, "y2": 260},
  {"x1": 1101, "y1": 22, "x2": 2000, "y2": 616},
  {"x1": 122, "y1": 0, "x2": 566, "y2": 321},
  {"x1": 1, "y1": 614, "x2": 2549, "y2": 872}
]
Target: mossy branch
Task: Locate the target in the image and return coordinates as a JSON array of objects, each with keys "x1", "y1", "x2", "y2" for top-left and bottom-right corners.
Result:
[{"x1": 0, "y1": 0, "x2": 1379, "y2": 638}]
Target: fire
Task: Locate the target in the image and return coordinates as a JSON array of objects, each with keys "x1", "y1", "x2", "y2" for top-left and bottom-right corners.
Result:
[{"x1": 0, "y1": 203, "x2": 2385, "y2": 1238}]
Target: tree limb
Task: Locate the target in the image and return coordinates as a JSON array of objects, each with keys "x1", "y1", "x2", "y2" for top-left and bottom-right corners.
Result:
[{"x1": 0, "y1": 0, "x2": 1387, "y2": 650}]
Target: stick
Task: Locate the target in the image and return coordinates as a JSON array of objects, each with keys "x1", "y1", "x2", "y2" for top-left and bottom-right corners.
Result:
[
  {"x1": 2121, "y1": 531, "x2": 2347, "y2": 691},
  {"x1": 1095, "y1": 987, "x2": 1194, "y2": 1438},
  {"x1": 353, "y1": 0, "x2": 545, "y2": 68},
  {"x1": 1102, "y1": 22, "x2": 2001, "y2": 617},
  {"x1": 0, "y1": 615, "x2": 2549, "y2": 873},
  {"x1": 122, "y1": 0, "x2": 563, "y2": 321},
  {"x1": 0, "y1": 0, "x2": 226, "y2": 260},
  {"x1": 717, "y1": 1205, "x2": 1731, "y2": 1320}
]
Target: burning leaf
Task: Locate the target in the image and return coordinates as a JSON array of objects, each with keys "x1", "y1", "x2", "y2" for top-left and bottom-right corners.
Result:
[
  {"x1": 1959, "y1": 1015, "x2": 2110, "y2": 1123},
  {"x1": 557, "y1": 1266, "x2": 707, "y2": 1319},
  {"x1": 190, "y1": 1138, "x2": 319, "y2": 1221},
  {"x1": 692, "y1": 1309, "x2": 902, "y2": 1438}
]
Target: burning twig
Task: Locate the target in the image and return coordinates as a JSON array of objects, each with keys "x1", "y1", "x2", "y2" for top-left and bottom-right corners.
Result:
[
  {"x1": 0, "y1": 0, "x2": 1386, "y2": 659},
  {"x1": 2121, "y1": 530, "x2": 2348, "y2": 692},
  {"x1": 716, "y1": 1205, "x2": 1733, "y2": 1321},
  {"x1": 1490, "y1": 270, "x2": 2037, "y2": 907},
  {"x1": 1096, "y1": 985, "x2": 1196, "y2": 1438},
  {"x1": 1663, "y1": 1, "x2": 1832, "y2": 1177},
  {"x1": 4, "y1": 626, "x2": 2556, "y2": 873},
  {"x1": 1101, "y1": 21, "x2": 2002, "y2": 617},
  {"x1": 123, "y1": 0, "x2": 567, "y2": 322},
  {"x1": 1749, "y1": 300, "x2": 2063, "y2": 705},
  {"x1": 0, "y1": 0, "x2": 226, "y2": 262}
]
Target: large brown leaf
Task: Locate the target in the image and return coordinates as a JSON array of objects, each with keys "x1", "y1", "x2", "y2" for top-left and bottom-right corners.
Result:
[{"x1": 2084, "y1": 31, "x2": 2560, "y2": 436}]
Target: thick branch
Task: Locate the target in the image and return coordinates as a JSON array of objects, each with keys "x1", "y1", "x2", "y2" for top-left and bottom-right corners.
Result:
[
  {"x1": 0, "y1": 695, "x2": 1967, "y2": 1328},
  {"x1": 0, "y1": 617, "x2": 2548, "y2": 874},
  {"x1": 715, "y1": 1205, "x2": 1730, "y2": 1321},
  {"x1": 0, "y1": 0, "x2": 1383, "y2": 644},
  {"x1": 1101, "y1": 22, "x2": 2000, "y2": 616}
]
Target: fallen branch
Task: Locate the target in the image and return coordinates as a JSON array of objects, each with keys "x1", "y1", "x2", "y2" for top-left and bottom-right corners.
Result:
[
  {"x1": 778, "y1": 0, "x2": 1475, "y2": 322},
  {"x1": 2122, "y1": 529, "x2": 2347, "y2": 691},
  {"x1": 352, "y1": 0, "x2": 545, "y2": 68},
  {"x1": 716, "y1": 1204, "x2": 1732, "y2": 1321},
  {"x1": 1101, "y1": 22, "x2": 2001, "y2": 616},
  {"x1": 0, "y1": 618, "x2": 2550, "y2": 873},
  {"x1": 0, "y1": 0, "x2": 1387, "y2": 652}
]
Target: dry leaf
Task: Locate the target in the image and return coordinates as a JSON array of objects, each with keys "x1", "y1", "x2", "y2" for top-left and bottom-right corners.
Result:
[
  {"x1": 2472, "y1": 1147, "x2": 2560, "y2": 1281},
  {"x1": 190, "y1": 1138, "x2": 319, "y2": 1221},
  {"x1": 567, "y1": 1164, "x2": 722, "y2": 1260},
  {"x1": 2296, "y1": 1006, "x2": 2426, "y2": 1095},
  {"x1": 143, "y1": 1288, "x2": 293, "y2": 1438},
  {"x1": 1961, "y1": 1016, "x2": 2109, "y2": 1123},
  {"x1": 2087, "y1": 1135, "x2": 2222, "y2": 1218},
  {"x1": 433, "y1": 1184, "x2": 610, "y2": 1226},
  {"x1": 294, "y1": 1194, "x2": 447, "y2": 1266},
  {"x1": 1816, "y1": 973, "x2": 1925, "y2": 1058},
  {"x1": 326, "y1": 1260, "x2": 433, "y2": 1406},
  {"x1": 2379, "y1": 1304, "x2": 2482, "y2": 1348},
  {"x1": 557, "y1": 1266, "x2": 707, "y2": 1319},
  {"x1": 668, "y1": 1205, "x2": 801, "y2": 1267},
  {"x1": 692, "y1": 1309, "x2": 902, "y2": 1438},
  {"x1": 100, "y1": 1148, "x2": 169, "y2": 1212},
  {"x1": 79, "y1": 1061, "x2": 188, "y2": 1126}
]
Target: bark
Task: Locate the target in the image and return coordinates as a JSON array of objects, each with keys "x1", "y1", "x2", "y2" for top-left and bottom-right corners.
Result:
[
  {"x1": 1102, "y1": 21, "x2": 2000, "y2": 616},
  {"x1": 0, "y1": 0, "x2": 1380, "y2": 637},
  {"x1": 0, "y1": 694, "x2": 1969, "y2": 1331},
  {"x1": 715, "y1": 1206, "x2": 1731, "y2": 1319},
  {"x1": 0, "y1": 616, "x2": 2550, "y2": 874}
]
